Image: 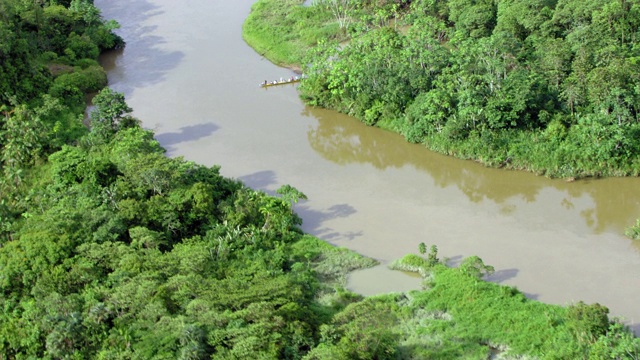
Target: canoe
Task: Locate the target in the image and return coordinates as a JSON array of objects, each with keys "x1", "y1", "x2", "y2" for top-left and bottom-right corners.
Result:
[{"x1": 259, "y1": 77, "x2": 302, "y2": 87}]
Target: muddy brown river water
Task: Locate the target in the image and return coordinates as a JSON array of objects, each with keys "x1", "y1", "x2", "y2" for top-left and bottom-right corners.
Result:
[{"x1": 95, "y1": 0, "x2": 640, "y2": 332}]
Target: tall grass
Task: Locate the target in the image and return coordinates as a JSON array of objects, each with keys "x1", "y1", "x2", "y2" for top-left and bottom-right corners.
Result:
[
  {"x1": 384, "y1": 253, "x2": 639, "y2": 358},
  {"x1": 290, "y1": 235, "x2": 378, "y2": 289},
  {"x1": 242, "y1": 0, "x2": 340, "y2": 69}
]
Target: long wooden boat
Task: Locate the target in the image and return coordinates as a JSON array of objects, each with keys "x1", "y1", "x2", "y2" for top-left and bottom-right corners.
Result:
[{"x1": 259, "y1": 77, "x2": 302, "y2": 87}]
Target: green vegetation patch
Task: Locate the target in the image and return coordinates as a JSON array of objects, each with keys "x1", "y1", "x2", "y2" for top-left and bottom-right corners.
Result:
[
  {"x1": 245, "y1": 0, "x2": 640, "y2": 240},
  {"x1": 242, "y1": 0, "x2": 341, "y2": 69},
  {"x1": 1, "y1": 0, "x2": 639, "y2": 358},
  {"x1": 306, "y1": 249, "x2": 640, "y2": 359},
  {"x1": 246, "y1": 0, "x2": 640, "y2": 179},
  {"x1": 292, "y1": 235, "x2": 378, "y2": 289},
  {"x1": 625, "y1": 219, "x2": 640, "y2": 240}
]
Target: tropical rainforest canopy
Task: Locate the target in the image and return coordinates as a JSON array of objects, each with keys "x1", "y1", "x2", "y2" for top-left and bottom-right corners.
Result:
[{"x1": 0, "y1": 0, "x2": 638, "y2": 358}]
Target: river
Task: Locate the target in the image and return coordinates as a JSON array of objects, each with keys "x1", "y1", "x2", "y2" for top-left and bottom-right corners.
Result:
[{"x1": 95, "y1": 0, "x2": 640, "y2": 332}]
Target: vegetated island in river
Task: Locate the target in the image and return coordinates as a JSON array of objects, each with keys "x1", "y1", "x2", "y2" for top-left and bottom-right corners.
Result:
[{"x1": 0, "y1": 0, "x2": 639, "y2": 358}]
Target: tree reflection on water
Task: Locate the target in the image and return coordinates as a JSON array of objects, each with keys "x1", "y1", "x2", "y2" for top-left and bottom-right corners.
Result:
[{"x1": 303, "y1": 106, "x2": 640, "y2": 236}]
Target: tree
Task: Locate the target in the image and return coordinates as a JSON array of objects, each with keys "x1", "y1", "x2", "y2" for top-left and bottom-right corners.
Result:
[
  {"x1": 566, "y1": 301, "x2": 611, "y2": 345},
  {"x1": 459, "y1": 256, "x2": 495, "y2": 278},
  {"x1": 447, "y1": 0, "x2": 497, "y2": 39},
  {"x1": 316, "y1": 0, "x2": 356, "y2": 29},
  {"x1": 1, "y1": 104, "x2": 48, "y2": 186},
  {"x1": 427, "y1": 244, "x2": 439, "y2": 266},
  {"x1": 276, "y1": 184, "x2": 308, "y2": 213},
  {"x1": 328, "y1": 298, "x2": 400, "y2": 359},
  {"x1": 89, "y1": 88, "x2": 137, "y2": 142},
  {"x1": 418, "y1": 242, "x2": 426, "y2": 254}
]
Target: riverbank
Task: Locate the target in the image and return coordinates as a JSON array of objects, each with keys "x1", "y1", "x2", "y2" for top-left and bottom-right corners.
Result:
[
  {"x1": 1, "y1": 1, "x2": 637, "y2": 358},
  {"x1": 242, "y1": 0, "x2": 342, "y2": 71},
  {"x1": 242, "y1": 0, "x2": 640, "y2": 180},
  {"x1": 243, "y1": 0, "x2": 640, "y2": 243},
  {"x1": 90, "y1": 0, "x2": 640, "y2": 355}
]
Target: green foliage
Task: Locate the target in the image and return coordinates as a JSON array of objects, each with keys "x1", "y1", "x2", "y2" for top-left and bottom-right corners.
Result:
[
  {"x1": 315, "y1": 0, "x2": 357, "y2": 30},
  {"x1": 0, "y1": 80, "x2": 390, "y2": 357},
  {"x1": 242, "y1": 0, "x2": 340, "y2": 68},
  {"x1": 566, "y1": 301, "x2": 611, "y2": 346},
  {"x1": 389, "y1": 254, "x2": 431, "y2": 276},
  {"x1": 459, "y1": 255, "x2": 495, "y2": 279},
  {"x1": 1, "y1": 1, "x2": 639, "y2": 358},
  {"x1": 323, "y1": 297, "x2": 401, "y2": 359},
  {"x1": 291, "y1": 235, "x2": 378, "y2": 297},
  {"x1": 389, "y1": 244, "x2": 440, "y2": 278},
  {"x1": 248, "y1": 0, "x2": 640, "y2": 179},
  {"x1": 303, "y1": 251, "x2": 640, "y2": 359},
  {"x1": 626, "y1": 219, "x2": 640, "y2": 240},
  {"x1": 276, "y1": 184, "x2": 308, "y2": 212},
  {"x1": 0, "y1": 118, "x2": 327, "y2": 357},
  {"x1": 49, "y1": 65, "x2": 107, "y2": 105},
  {"x1": 0, "y1": 0, "x2": 120, "y2": 106},
  {"x1": 87, "y1": 87, "x2": 137, "y2": 144},
  {"x1": 418, "y1": 242, "x2": 426, "y2": 254},
  {"x1": 0, "y1": 1, "x2": 118, "y2": 244},
  {"x1": 3, "y1": 78, "x2": 638, "y2": 360},
  {"x1": 65, "y1": 31, "x2": 100, "y2": 60},
  {"x1": 589, "y1": 322, "x2": 640, "y2": 359},
  {"x1": 1, "y1": 105, "x2": 48, "y2": 171},
  {"x1": 393, "y1": 261, "x2": 600, "y2": 358},
  {"x1": 427, "y1": 244, "x2": 439, "y2": 266}
]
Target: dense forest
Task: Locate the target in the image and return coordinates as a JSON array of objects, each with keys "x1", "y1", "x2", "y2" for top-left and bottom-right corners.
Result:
[
  {"x1": 0, "y1": 0, "x2": 639, "y2": 358},
  {"x1": 244, "y1": 0, "x2": 640, "y2": 179}
]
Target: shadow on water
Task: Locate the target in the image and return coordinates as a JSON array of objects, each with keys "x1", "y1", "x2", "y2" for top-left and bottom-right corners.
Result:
[
  {"x1": 237, "y1": 170, "x2": 279, "y2": 190},
  {"x1": 155, "y1": 122, "x2": 219, "y2": 155},
  {"x1": 302, "y1": 106, "x2": 640, "y2": 235},
  {"x1": 445, "y1": 255, "x2": 464, "y2": 268},
  {"x1": 482, "y1": 268, "x2": 539, "y2": 301},
  {"x1": 96, "y1": 0, "x2": 185, "y2": 95},
  {"x1": 448, "y1": 256, "x2": 527, "y2": 295},
  {"x1": 234, "y1": 170, "x2": 362, "y2": 241},
  {"x1": 297, "y1": 203, "x2": 362, "y2": 242},
  {"x1": 485, "y1": 268, "x2": 519, "y2": 284}
]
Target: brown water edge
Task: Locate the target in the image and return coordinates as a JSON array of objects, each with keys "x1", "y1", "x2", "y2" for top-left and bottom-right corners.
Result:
[
  {"x1": 95, "y1": 0, "x2": 640, "y2": 333},
  {"x1": 301, "y1": 106, "x2": 640, "y2": 329}
]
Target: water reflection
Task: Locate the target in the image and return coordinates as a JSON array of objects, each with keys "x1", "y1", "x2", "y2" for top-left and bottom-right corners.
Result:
[
  {"x1": 304, "y1": 107, "x2": 403, "y2": 170},
  {"x1": 303, "y1": 106, "x2": 640, "y2": 235}
]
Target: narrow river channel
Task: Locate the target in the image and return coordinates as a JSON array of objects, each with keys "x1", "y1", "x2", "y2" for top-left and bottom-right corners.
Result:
[{"x1": 95, "y1": 0, "x2": 640, "y2": 332}]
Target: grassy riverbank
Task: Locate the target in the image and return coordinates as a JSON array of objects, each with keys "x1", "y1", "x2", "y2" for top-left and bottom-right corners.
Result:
[
  {"x1": 242, "y1": 0, "x2": 342, "y2": 70},
  {"x1": 301, "y1": 249, "x2": 640, "y2": 359},
  {"x1": 383, "y1": 253, "x2": 640, "y2": 359}
]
